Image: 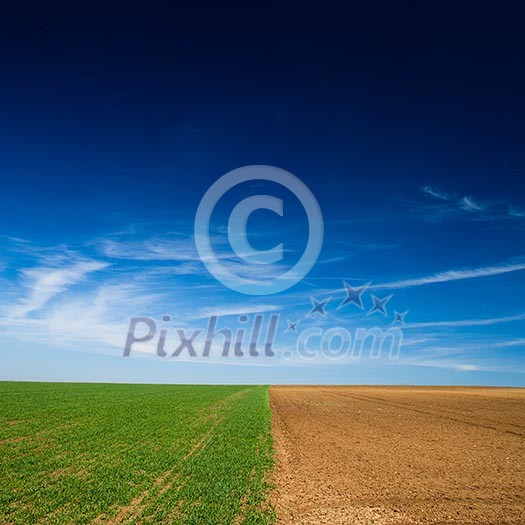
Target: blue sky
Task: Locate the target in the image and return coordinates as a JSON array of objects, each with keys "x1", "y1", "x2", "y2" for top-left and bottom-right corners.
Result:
[{"x1": 0, "y1": 4, "x2": 524, "y2": 385}]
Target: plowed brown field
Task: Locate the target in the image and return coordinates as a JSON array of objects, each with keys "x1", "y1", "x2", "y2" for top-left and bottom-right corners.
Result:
[{"x1": 270, "y1": 386, "x2": 525, "y2": 525}]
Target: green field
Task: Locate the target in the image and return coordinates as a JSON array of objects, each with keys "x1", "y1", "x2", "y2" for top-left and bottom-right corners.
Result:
[{"x1": 0, "y1": 383, "x2": 274, "y2": 524}]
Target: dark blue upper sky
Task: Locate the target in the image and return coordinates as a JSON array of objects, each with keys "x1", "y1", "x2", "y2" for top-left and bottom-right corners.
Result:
[{"x1": 0, "y1": 3, "x2": 524, "y2": 385}]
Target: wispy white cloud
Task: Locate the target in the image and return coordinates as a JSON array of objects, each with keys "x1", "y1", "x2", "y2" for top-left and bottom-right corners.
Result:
[
  {"x1": 374, "y1": 260, "x2": 525, "y2": 290},
  {"x1": 404, "y1": 312, "x2": 525, "y2": 329},
  {"x1": 0, "y1": 282, "x2": 164, "y2": 355},
  {"x1": 509, "y1": 206, "x2": 525, "y2": 218},
  {"x1": 419, "y1": 185, "x2": 524, "y2": 223},
  {"x1": 405, "y1": 358, "x2": 486, "y2": 372},
  {"x1": 97, "y1": 235, "x2": 291, "y2": 285},
  {"x1": 395, "y1": 342, "x2": 523, "y2": 372},
  {"x1": 488, "y1": 338, "x2": 525, "y2": 348},
  {"x1": 4, "y1": 259, "x2": 110, "y2": 318},
  {"x1": 193, "y1": 303, "x2": 281, "y2": 319},
  {"x1": 98, "y1": 238, "x2": 201, "y2": 262},
  {"x1": 421, "y1": 185, "x2": 452, "y2": 201},
  {"x1": 317, "y1": 241, "x2": 400, "y2": 265},
  {"x1": 459, "y1": 195, "x2": 484, "y2": 212},
  {"x1": 97, "y1": 232, "x2": 293, "y2": 273}
]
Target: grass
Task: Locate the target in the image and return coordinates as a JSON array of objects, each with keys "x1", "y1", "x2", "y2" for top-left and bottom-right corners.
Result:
[{"x1": 0, "y1": 382, "x2": 275, "y2": 524}]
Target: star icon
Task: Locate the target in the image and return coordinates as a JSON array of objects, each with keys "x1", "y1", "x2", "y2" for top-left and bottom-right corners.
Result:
[
  {"x1": 308, "y1": 297, "x2": 330, "y2": 317},
  {"x1": 338, "y1": 281, "x2": 370, "y2": 310},
  {"x1": 367, "y1": 294, "x2": 393, "y2": 317},
  {"x1": 286, "y1": 320, "x2": 300, "y2": 333},
  {"x1": 393, "y1": 310, "x2": 409, "y2": 324}
]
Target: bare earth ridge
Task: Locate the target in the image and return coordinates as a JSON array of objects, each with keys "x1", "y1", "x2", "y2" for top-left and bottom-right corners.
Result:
[{"x1": 270, "y1": 386, "x2": 525, "y2": 525}]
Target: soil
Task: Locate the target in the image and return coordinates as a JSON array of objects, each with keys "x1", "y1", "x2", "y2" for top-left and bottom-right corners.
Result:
[{"x1": 270, "y1": 386, "x2": 525, "y2": 524}]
